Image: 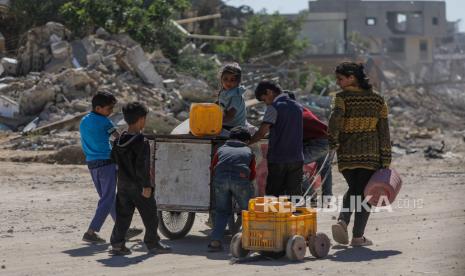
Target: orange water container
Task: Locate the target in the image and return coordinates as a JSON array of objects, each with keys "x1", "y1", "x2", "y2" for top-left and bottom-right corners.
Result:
[
  {"x1": 364, "y1": 168, "x2": 402, "y2": 207},
  {"x1": 189, "y1": 103, "x2": 222, "y2": 136}
]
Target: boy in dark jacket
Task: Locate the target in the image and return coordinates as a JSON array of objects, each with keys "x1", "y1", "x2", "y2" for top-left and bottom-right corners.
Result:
[
  {"x1": 110, "y1": 102, "x2": 171, "y2": 255},
  {"x1": 208, "y1": 126, "x2": 256, "y2": 252}
]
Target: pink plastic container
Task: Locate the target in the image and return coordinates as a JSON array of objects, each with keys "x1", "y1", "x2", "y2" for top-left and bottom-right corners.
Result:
[{"x1": 364, "y1": 168, "x2": 402, "y2": 207}]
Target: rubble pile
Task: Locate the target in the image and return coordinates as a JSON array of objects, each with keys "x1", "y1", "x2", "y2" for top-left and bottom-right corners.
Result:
[
  {"x1": 385, "y1": 83, "x2": 465, "y2": 157},
  {"x1": 0, "y1": 22, "x2": 218, "y2": 153}
]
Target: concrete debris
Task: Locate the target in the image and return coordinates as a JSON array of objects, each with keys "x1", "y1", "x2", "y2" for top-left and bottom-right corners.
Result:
[
  {"x1": 2, "y1": 131, "x2": 81, "y2": 151},
  {"x1": 15, "y1": 22, "x2": 71, "y2": 75},
  {"x1": 126, "y1": 45, "x2": 164, "y2": 88},
  {"x1": 178, "y1": 75, "x2": 215, "y2": 102},
  {"x1": 1, "y1": 58, "x2": 18, "y2": 75},
  {"x1": 145, "y1": 110, "x2": 180, "y2": 134},
  {"x1": 50, "y1": 41, "x2": 71, "y2": 59},
  {"x1": 424, "y1": 141, "x2": 446, "y2": 159},
  {"x1": 0, "y1": 95, "x2": 19, "y2": 118},
  {"x1": 163, "y1": 79, "x2": 176, "y2": 90},
  {"x1": 95, "y1": 27, "x2": 111, "y2": 40},
  {"x1": 19, "y1": 82, "x2": 57, "y2": 116},
  {"x1": 0, "y1": 123, "x2": 12, "y2": 132},
  {"x1": 22, "y1": 117, "x2": 39, "y2": 133},
  {"x1": 48, "y1": 144, "x2": 85, "y2": 164},
  {"x1": 0, "y1": 21, "x2": 216, "y2": 143}
]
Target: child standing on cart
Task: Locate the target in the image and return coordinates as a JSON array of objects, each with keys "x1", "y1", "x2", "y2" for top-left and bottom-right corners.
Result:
[
  {"x1": 208, "y1": 126, "x2": 256, "y2": 252},
  {"x1": 109, "y1": 102, "x2": 171, "y2": 255}
]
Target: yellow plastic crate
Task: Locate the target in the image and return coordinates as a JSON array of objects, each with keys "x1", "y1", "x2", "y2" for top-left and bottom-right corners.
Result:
[{"x1": 242, "y1": 198, "x2": 317, "y2": 252}]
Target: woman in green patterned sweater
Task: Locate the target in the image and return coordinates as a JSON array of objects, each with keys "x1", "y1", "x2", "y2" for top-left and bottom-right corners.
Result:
[{"x1": 329, "y1": 62, "x2": 391, "y2": 247}]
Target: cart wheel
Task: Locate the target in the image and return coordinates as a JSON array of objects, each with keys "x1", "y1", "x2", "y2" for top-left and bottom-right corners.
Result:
[
  {"x1": 309, "y1": 232, "x2": 331, "y2": 258},
  {"x1": 230, "y1": 233, "x2": 249, "y2": 258},
  {"x1": 158, "y1": 211, "x2": 195, "y2": 240},
  {"x1": 286, "y1": 235, "x2": 307, "y2": 261}
]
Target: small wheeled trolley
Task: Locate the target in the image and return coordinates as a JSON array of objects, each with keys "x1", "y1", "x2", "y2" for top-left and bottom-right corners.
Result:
[{"x1": 230, "y1": 197, "x2": 331, "y2": 261}]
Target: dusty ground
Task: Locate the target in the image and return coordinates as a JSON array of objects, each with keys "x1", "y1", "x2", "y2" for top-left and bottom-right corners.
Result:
[{"x1": 1, "y1": 136, "x2": 465, "y2": 276}]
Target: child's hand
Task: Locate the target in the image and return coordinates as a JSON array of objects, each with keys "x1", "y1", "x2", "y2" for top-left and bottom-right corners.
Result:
[{"x1": 142, "y1": 187, "x2": 152, "y2": 198}]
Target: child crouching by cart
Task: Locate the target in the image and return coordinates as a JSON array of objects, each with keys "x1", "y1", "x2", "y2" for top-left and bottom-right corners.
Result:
[{"x1": 208, "y1": 126, "x2": 256, "y2": 252}]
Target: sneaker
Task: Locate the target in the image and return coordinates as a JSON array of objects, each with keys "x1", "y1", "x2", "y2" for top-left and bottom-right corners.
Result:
[
  {"x1": 125, "y1": 227, "x2": 143, "y2": 240},
  {"x1": 207, "y1": 240, "x2": 223, "y2": 252},
  {"x1": 82, "y1": 232, "x2": 106, "y2": 244},
  {"x1": 110, "y1": 244, "x2": 132, "y2": 256},
  {"x1": 350, "y1": 236, "x2": 373, "y2": 247},
  {"x1": 331, "y1": 220, "x2": 349, "y2": 245},
  {"x1": 147, "y1": 241, "x2": 172, "y2": 254}
]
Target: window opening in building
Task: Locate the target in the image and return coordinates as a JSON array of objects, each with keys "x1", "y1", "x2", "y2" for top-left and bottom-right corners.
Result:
[{"x1": 366, "y1": 17, "x2": 377, "y2": 26}]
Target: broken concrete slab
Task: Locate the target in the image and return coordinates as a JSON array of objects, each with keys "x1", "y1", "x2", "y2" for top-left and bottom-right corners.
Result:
[
  {"x1": 19, "y1": 83, "x2": 57, "y2": 115},
  {"x1": 22, "y1": 117, "x2": 39, "y2": 132},
  {"x1": 163, "y1": 79, "x2": 176, "y2": 90},
  {"x1": 126, "y1": 45, "x2": 164, "y2": 88},
  {"x1": 49, "y1": 34, "x2": 62, "y2": 44},
  {"x1": 56, "y1": 68, "x2": 96, "y2": 90},
  {"x1": 178, "y1": 75, "x2": 214, "y2": 102},
  {"x1": 24, "y1": 111, "x2": 87, "y2": 134},
  {"x1": 86, "y1": 53, "x2": 102, "y2": 67},
  {"x1": 50, "y1": 41, "x2": 70, "y2": 59},
  {"x1": 71, "y1": 100, "x2": 89, "y2": 112},
  {"x1": 70, "y1": 40, "x2": 88, "y2": 67},
  {"x1": 1, "y1": 57, "x2": 18, "y2": 75},
  {"x1": 44, "y1": 57, "x2": 73, "y2": 73},
  {"x1": 145, "y1": 110, "x2": 180, "y2": 134},
  {"x1": 0, "y1": 95, "x2": 19, "y2": 118}
]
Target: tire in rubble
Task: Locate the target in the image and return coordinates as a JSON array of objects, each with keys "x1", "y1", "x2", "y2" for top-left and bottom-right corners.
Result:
[
  {"x1": 308, "y1": 232, "x2": 331, "y2": 258},
  {"x1": 157, "y1": 211, "x2": 195, "y2": 240},
  {"x1": 230, "y1": 233, "x2": 249, "y2": 258},
  {"x1": 285, "y1": 235, "x2": 307, "y2": 261}
]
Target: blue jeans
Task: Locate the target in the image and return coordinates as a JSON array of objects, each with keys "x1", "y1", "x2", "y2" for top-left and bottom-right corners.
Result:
[
  {"x1": 303, "y1": 138, "x2": 333, "y2": 196},
  {"x1": 211, "y1": 177, "x2": 253, "y2": 242},
  {"x1": 88, "y1": 163, "x2": 117, "y2": 232}
]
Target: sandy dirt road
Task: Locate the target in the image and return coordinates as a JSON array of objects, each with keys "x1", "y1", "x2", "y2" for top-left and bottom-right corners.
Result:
[{"x1": 1, "y1": 142, "x2": 465, "y2": 276}]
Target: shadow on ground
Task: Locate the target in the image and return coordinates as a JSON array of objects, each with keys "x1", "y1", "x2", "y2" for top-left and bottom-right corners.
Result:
[
  {"x1": 62, "y1": 243, "x2": 109, "y2": 257},
  {"x1": 328, "y1": 246, "x2": 402, "y2": 262}
]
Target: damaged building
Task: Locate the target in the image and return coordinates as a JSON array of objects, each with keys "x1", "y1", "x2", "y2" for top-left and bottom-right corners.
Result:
[{"x1": 296, "y1": 0, "x2": 450, "y2": 68}]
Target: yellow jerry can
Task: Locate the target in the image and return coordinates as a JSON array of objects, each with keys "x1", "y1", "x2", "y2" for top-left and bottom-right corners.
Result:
[{"x1": 189, "y1": 103, "x2": 223, "y2": 136}]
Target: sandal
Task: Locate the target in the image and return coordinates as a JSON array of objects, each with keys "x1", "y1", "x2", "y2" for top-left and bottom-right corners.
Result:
[
  {"x1": 331, "y1": 220, "x2": 349, "y2": 245},
  {"x1": 207, "y1": 240, "x2": 223, "y2": 252},
  {"x1": 351, "y1": 236, "x2": 373, "y2": 247},
  {"x1": 110, "y1": 244, "x2": 132, "y2": 256}
]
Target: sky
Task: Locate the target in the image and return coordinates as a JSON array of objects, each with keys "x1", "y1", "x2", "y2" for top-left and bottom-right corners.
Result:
[{"x1": 226, "y1": 0, "x2": 465, "y2": 31}]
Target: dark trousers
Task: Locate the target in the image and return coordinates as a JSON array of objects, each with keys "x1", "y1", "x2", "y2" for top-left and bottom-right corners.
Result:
[
  {"x1": 110, "y1": 189, "x2": 159, "y2": 247},
  {"x1": 266, "y1": 162, "x2": 303, "y2": 197},
  {"x1": 338, "y1": 168, "x2": 375, "y2": 238}
]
